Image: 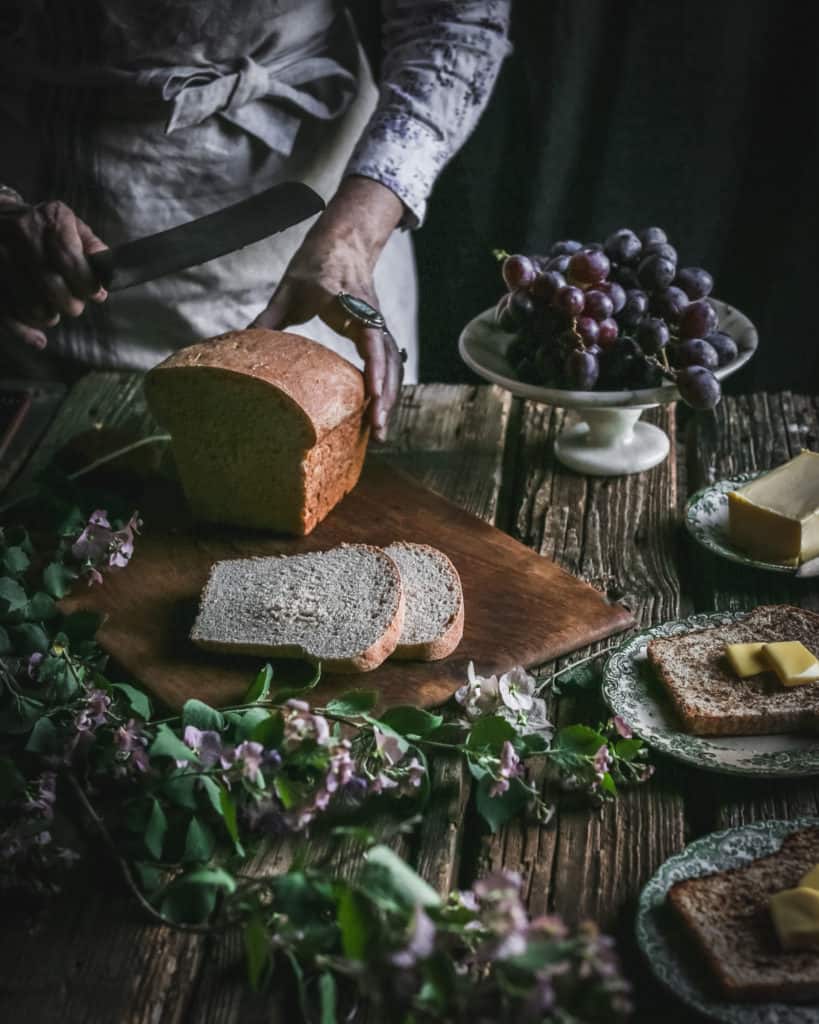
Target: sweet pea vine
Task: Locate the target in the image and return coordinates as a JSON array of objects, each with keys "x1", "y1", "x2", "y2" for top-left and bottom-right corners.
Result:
[{"x1": 0, "y1": 509, "x2": 650, "y2": 1022}]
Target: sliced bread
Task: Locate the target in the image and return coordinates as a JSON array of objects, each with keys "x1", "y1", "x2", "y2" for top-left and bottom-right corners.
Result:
[
  {"x1": 384, "y1": 542, "x2": 464, "y2": 661},
  {"x1": 190, "y1": 545, "x2": 404, "y2": 673},
  {"x1": 668, "y1": 826, "x2": 819, "y2": 1002},
  {"x1": 144, "y1": 329, "x2": 368, "y2": 536},
  {"x1": 647, "y1": 604, "x2": 819, "y2": 736}
]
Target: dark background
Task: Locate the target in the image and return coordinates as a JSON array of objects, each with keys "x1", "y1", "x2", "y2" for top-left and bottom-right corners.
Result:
[{"x1": 355, "y1": 0, "x2": 818, "y2": 393}]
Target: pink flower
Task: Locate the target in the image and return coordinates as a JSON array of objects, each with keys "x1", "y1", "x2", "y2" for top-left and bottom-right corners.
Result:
[
  {"x1": 593, "y1": 744, "x2": 613, "y2": 777},
  {"x1": 489, "y1": 740, "x2": 521, "y2": 798},
  {"x1": 26, "y1": 652, "x2": 44, "y2": 681},
  {"x1": 391, "y1": 907, "x2": 437, "y2": 967},
  {"x1": 283, "y1": 700, "x2": 330, "y2": 749},
  {"x1": 235, "y1": 741, "x2": 264, "y2": 782},
  {"x1": 613, "y1": 716, "x2": 633, "y2": 739},
  {"x1": 114, "y1": 719, "x2": 150, "y2": 773},
  {"x1": 373, "y1": 727, "x2": 404, "y2": 766},
  {"x1": 370, "y1": 772, "x2": 399, "y2": 794},
  {"x1": 184, "y1": 725, "x2": 233, "y2": 768}
]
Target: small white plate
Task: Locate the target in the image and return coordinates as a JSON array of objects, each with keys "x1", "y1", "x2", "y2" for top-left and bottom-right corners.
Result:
[
  {"x1": 602, "y1": 611, "x2": 819, "y2": 777},
  {"x1": 637, "y1": 817, "x2": 819, "y2": 1023},
  {"x1": 685, "y1": 474, "x2": 819, "y2": 578}
]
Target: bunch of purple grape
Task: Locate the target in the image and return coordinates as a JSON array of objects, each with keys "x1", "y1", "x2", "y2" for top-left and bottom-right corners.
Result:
[{"x1": 496, "y1": 227, "x2": 737, "y2": 410}]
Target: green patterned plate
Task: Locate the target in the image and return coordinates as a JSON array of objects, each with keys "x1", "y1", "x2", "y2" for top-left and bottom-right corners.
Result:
[
  {"x1": 602, "y1": 611, "x2": 819, "y2": 777},
  {"x1": 637, "y1": 817, "x2": 819, "y2": 1023},
  {"x1": 685, "y1": 474, "x2": 819, "y2": 578}
]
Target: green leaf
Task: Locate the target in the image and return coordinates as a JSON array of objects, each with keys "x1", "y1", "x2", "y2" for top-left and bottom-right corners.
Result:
[
  {"x1": 466, "y1": 715, "x2": 516, "y2": 755},
  {"x1": 1, "y1": 546, "x2": 30, "y2": 575},
  {"x1": 249, "y1": 710, "x2": 284, "y2": 748},
  {"x1": 112, "y1": 683, "x2": 152, "y2": 721},
  {"x1": 161, "y1": 772, "x2": 199, "y2": 810},
  {"x1": 3, "y1": 527, "x2": 33, "y2": 555},
  {"x1": 183, "y1": 816, "x2": 216, "y2": 863},
  {"x1": 553, "y1": 724, "x2": 607, "y2": 757},
  {"x1": 243, "y1": 663, "x2": 273, "y2": 704},
  {"x1": 550, "y1": 660, "x2": 600, "y2": 696},
  {"x1": 274, "y1": 775, "x2": 299, "y2": 810},
  {"x1": 270, "y1": 662, "x2": 322, "y2": 704},
  {"x1": 199, "y1": 776, "x2": 224, "y2": 817},
  {"x1": 9, "y1": 622, "x2": 50, "y2": 655},
  {"x1": 42, "y1": 562, "x2": 76, "y2": 600},
  {"x1": 0, "y1": 577, "x2": 28, "y2": 616},
  {"x1": 226, "y1": 707, "x2": 271, "y2": 741},
  {"x1": 0, "y1": 625, "x2": 10, "y2": 655},
  {"x1": 26, "y1": 591, "x2": 57, "y2": 621},
  {"x1": 615, "y1": 737, "x2": 644, "y2": 761},
  {"x1": 0, "y1": 757, "x2": 25, "y2": 801},
  {"x1": 145, "y1": 799, "x2": 168, "y2": 859},
  {"x1": 182, "y1": 698, "x2": 224, "y2": 733},
  {"x1": 378, "y1": 705, "x2": 443, "y2": 739},
  {"x1": 363, "y1": 845, "x2": 440, "y2": 909},
  {"x1": 475, "y1": 775, "x2": 529, "y2": 834},
  {"x1": 60, "y1": 610, "x2": 103, "y2": 645},
  {"x1": 318, "y1": 971, "x2": 337, "y2": 1024},
  {"x1": 133, "y1": 861, "x2": 165, "y2": 895},
  {"x1": 337, "y1": 888, "x2": 374, "y2": 960},
  {"x1": 159, "y1": 868, "x2": 236, "y2": 924},
  {"x1": 24, "y1": 717, "x2": 58, "y2": 755},
  {"x1": 520, "y1": 733, "x2": 550, "y2": 755},
  {"x1": 325, "y1": 690, "x2": 378, "y2": 717},
  {"x1": 149, "y1": 724, "x2": 198, "y2": 763},
  {"x1": 219, "y1": 786, "x2": 245, "y2": 856},
  {"x1": 599, "y1": 772, "x2": 617, "y2": 797},
  {"x1": 0, "y1": 696, "x2": 44, "y2": 733},
  {"x1": 244, "y1": 915, "x2": 272, "y2": 990}
]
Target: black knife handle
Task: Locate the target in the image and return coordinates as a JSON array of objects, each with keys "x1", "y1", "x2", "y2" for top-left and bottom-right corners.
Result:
[{"x1": 88, "y1": 249, "x2": 115, "y2": 290}]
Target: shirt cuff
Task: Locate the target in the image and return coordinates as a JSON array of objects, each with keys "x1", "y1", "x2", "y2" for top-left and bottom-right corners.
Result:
[{"x1": 345, "y1": 113, "x2": 452, "y2": 229}]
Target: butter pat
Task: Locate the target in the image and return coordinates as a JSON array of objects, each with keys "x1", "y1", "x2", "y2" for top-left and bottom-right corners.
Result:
[
  {"x1": 770, "y1": 887, "x2": 819, "y2": 951},
  {"x1": 726, "y1": 642, "x2": 767, "y2": 678},
  {"x1": 800, "y1": 864, "x2": 819, "y2": 891},
  {"x1": 728, "y1": 450, "x2": 819, "y2": 565},
  {"x1": 763, "y1": 641, "x2": 819, "y2": 687}
]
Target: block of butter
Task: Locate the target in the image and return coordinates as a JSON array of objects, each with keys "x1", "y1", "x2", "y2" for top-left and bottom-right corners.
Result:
[
  {"x1": 725, "y1": 642, "x2": 767, "y2": 677},
  {"x1": 763, "y1": 641, "x2": 819, "y2": 687},
  {"x1": 728, "y1": 450, "x2": 819, "y2": 565},
  {"x1": 801, "y1": 864, "x2": 819, "y2": 890},
  {"x1": 770, "y1": 886, "x2": 819, "y2": 951}
]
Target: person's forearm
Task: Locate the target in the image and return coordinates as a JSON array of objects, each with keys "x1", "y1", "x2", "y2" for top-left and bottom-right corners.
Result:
[{"x1": 312, "y1": 175, "x2": 405, "y2": 269}]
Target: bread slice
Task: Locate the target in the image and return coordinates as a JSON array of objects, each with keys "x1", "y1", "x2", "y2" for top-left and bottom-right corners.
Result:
[
  {"x1": 384, "y1": 542, "x2": 464, "y2": 661},
  {"x1": 668, "y1": 826, "x2": 819, "y2": 1002},
  {"x1": 647, "y1": 605, "x2": 819, "y2": 735},
  {"x1": 190, "y1": 545, "x2": 404, "y2": 673},
  {"x1": 144, "y1": 329, "x2": 368, "y2": 536}
]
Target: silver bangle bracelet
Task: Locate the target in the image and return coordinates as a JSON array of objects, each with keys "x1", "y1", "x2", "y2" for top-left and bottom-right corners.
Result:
[{"x1": 0, "y1": 184, "x2": 25, "y2": 205}]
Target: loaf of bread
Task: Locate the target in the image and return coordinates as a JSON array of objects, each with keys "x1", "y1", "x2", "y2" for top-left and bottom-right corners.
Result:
[
  {"x1": 647, "y1": 604, "x2": 819, "y2": 736},
  {"x1": 191, "y1": 545, "x2": 404, "y2": 673},
  {"x1": 144, "y1": 329, "x2": 369, "y2": 535},
  {"x1": 668, "y1": 826, "x2": 819, "y2": 1002}
]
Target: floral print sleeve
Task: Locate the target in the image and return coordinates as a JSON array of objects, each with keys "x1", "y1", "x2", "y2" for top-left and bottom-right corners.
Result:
[{"x1": 345, "y1": 0, "x2": 511, "y2": 227}]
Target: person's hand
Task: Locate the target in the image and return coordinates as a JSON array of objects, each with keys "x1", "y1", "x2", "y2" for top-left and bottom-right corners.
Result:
[
  {"x1": 252, "y1": 176, "x2": 405, "y2": 442},
  {"x1": 0, "y1": 198, "x2": 108, "y2": 350}
]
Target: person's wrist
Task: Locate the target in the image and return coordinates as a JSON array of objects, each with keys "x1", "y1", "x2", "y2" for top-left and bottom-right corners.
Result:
[{"x1": 319, "y1": 176, "x2": 404, "y2": 266}]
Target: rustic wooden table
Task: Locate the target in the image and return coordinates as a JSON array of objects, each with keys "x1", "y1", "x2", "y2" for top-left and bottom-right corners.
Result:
[{"x1": 2, "y1": 375, "x2": 818, "y2": 1023}]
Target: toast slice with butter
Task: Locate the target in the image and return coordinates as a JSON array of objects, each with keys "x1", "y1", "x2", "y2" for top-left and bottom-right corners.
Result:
[
  {"x1": 647, "y1": 604, "x2": 819, "y2": 735},
  {"x1": 668, "y1": 826, "x2": 819, "y2": 1003}
]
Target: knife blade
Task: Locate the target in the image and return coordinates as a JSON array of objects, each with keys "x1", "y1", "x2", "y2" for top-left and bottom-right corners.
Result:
[{"x1": 88, "y1": 181, "x2": 324, "y2": 292}]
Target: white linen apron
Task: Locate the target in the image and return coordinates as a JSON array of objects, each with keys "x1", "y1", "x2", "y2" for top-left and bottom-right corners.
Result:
[{"x1": 0, "y1": 0, "x2": 418, "y2": 382}]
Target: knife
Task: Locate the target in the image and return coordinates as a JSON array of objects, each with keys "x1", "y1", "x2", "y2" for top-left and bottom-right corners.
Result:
[{"x1": 88, "y1": 181, "x2": 324, "y2": 292}]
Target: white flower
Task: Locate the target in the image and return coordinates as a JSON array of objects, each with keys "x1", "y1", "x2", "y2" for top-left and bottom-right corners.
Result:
[{"x1": 498, "y1": 665, "x2": 536, "y2": 712}]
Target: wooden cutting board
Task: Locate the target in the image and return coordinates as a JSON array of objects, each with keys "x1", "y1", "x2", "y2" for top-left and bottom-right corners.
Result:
[{"x1": 62, "y1": 459, "x2": 634, "y2": 711}]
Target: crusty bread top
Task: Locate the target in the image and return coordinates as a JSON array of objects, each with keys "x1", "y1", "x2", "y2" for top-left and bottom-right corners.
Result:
[
  {"x1": 147, "y1": 329, "x2": 366, "y2": 445},
  {"x1": 648, "y1": 605, "x2": 819, "y2": 724},
  {"x1": 668, "y1": 827, "x2": 819, "y2": 998}
]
